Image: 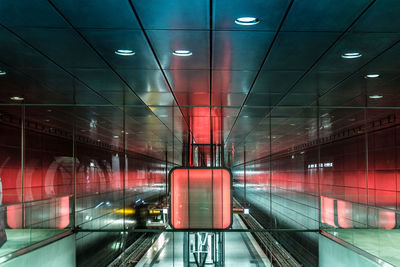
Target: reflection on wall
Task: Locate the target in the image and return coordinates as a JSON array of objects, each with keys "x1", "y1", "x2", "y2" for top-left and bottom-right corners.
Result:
[
  {"x1": 0, "y1": 121, "x2": 170, "y2": 266},
  {"x1": 232, "y1": 123, "x2": 400, "y2": 266},
  {"x1": 320, "y1": 196, "x2": 396, "y2": 230}
]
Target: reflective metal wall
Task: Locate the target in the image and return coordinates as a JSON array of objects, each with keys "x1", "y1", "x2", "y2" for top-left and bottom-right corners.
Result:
[
  {"x1": 232, "y1": 109, "x2": 400, "y2": 266},
  {"x1": 0, "y1": 105, "x2": 178, "y2": 266}
]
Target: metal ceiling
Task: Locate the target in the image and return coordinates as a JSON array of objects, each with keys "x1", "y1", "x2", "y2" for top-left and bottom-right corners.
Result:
[{"x1": 0, "y1": 0, "x2": 399, "y2": 165}]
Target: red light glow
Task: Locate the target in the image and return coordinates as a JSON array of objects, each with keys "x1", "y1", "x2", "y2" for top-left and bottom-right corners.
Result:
[{"x1": 170, "y1": 168, "x2": 231, "y2": 229}]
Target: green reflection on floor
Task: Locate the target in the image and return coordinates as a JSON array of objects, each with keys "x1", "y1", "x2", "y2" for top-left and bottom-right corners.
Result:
[
  {"x1": 326, "y1": 229, "x2": 400, "y2": 266},
  {"x1": 0, "y1": 229, "x2": 68, "y2": 258}
]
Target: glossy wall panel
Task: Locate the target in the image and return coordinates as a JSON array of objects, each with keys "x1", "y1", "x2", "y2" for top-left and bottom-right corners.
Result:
[
  {"x1": 0, "y1": 105, "x2": 174, "y2": 266},
  {"x1": 231, "y1": 108, "x2": 400, "y2": 266}
]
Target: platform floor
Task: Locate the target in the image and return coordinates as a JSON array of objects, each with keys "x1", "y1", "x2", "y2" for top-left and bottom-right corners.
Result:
[
  {"x1": 327, "y1": 229, "x2": 400, "y2": 266},
  {"x1": 0, "y1": 229, "x2": 67, "y2": 258},
  {"x1": 137, "y1": 215, "x2": 271, "y2": 267}
]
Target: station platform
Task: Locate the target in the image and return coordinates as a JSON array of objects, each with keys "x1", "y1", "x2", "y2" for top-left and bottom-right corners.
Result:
[
  {"x1": 137, "y1": 215, "x2": 271, "y2": 267},
  {"x1": 326, "y1": 229, "x2": 400, "y2": 266},
  {"x1": 0, "y1": 229, "x2": 68, "y2": 259}
]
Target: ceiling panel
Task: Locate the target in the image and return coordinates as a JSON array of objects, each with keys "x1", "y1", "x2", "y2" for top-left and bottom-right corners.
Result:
[
  {"x1": 213, "y1": 31, "x2": 274, "y2": 70},
  {"x1": 0, "y1": 27, "x2": 58, "y2": 69},
  {"x1": 212, "y1": 70, "x2": 256, "y2": 94},
  {"x1": 70, "y1": 68, "x2": 129, "y2": 92},
  {"x1": 118, "y1": 69, "x2": 170, "y2": 93},
  {"x1": 351, "y1": 0, "x2": 400, "y2": 33},
  {"x1": 213, "y1": 0, "x2": 290, "y2": 31},
  {"x1": 211, "y1": 92, "x2": 246, "y2": 106},
  {"x1": 81, "y1": 29, "x2": 159, "y2": 69},
  {"x1": 136, "y1": 92, "x2": 175, "y2": 106},
  {"x1": 13, "y1": 28, "x2": 107, "y2": 69},
  {"x1": 147, "y1": 30, "x2": 209, "y2": 70},
  {"x1": 175, "y1": 92, "x2": 210, "y2": 106},
  {"x1": 165, "y1": 70, "x2": 209, "y2": 93},
  {"x1": 282, "y1": 0, "x2": 372, "y2": 31},
  {"x1": 244, "y1": 93, "x2": 283, "y2": 107},
  {"x1": 263, "y1": 32, "x2": 340, "y2": 71},
  {"x1": 0, "y1": 0, "x2": 67, "y2": 27},
  {"x1": 51, "y1": 0, "x2": 140, "y2": 29},
  {"x1": 132, "y1": 0, "x2": 209, "y2": 30},
  {"x1": 252, "y1": 70, "x2": 303, "y2": 94},
  {"x1": 316, "y1": 32, "x2": 400, "y2": 72}
]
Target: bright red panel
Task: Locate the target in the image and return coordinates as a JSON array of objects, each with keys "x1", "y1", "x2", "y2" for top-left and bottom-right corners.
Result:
[{"x1": 170, "y1": 168, "x2": 231, "y2": 229}]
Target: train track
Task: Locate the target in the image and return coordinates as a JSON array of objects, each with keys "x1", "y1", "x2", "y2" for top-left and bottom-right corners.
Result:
[
  {"x1": 108, "y1": 233, "x2": 159, "y2": 267},
  {"x1": 234, "y1": 199, "x2": 301, "y2": 267}
]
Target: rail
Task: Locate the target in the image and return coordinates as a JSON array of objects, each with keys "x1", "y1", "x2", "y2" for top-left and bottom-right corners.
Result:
[
  {"x1": 233, "y1": 198, "x2": 301, "y2": 267},
  {"x1": 108, "y1": 233, "x2": 159, "y2": 267}
]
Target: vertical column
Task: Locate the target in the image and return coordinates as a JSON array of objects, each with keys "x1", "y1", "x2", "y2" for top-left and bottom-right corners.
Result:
[
  {"x1": 72, "y1": 116, "x2": 76, "y2": 228},
  {"x1": 364, "y1": 80, "x2": 369, "y2": 227},
  {"x1": 244, "y1": 145, "x2": 246, "y2": 207},
  {"x1": 269, "y1": 114, "x2": 272, "y2": 222},
  {"x1": 20, "y1": 104, "x2": 25, "y2": 229}
]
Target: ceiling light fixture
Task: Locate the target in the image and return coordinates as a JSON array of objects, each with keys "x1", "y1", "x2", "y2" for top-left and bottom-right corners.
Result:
[
  {"x1": 113, "y1": 135, "x2": 119, "y2": 139},
  {"x1": 172, "y1": 50, "x2": 192, "y2": 56},
  {"x1": 341, "y1": 52, "x2": 362, "y2": 59},
  {"x1": 235, "y1": 17, "x2": 260, "y2": 26},
  {"x1": 369, "y1": 94, "x2": 383, "y2": 99},
  {"x1": 10, "y1": 96, "x2": 24, "y2": 101},
  {"x1": 365, "y1": 74, "x2": 380, "y2": 78},
  {"x1": 0, "y1": 70, "x2": 6, "y2": 76},
  {"x1": 114, "y1": 49, "x2": 135, "y2": 56}
]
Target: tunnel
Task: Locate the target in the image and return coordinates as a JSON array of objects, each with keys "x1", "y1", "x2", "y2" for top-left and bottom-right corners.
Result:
[{"x1": 0, "y1": 1, "x2": 399, "y2": 266}]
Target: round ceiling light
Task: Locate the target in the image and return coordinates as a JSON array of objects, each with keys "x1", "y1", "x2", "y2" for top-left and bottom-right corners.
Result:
[
  {"x1": 10, "y1": 96, "x2": 24, "y2": 101},
  {"x1": 341, "y1": 52, "x2": 362, "y2": 59},
  {"x1": 365, "y1": 74, "x2": 380, "y2": 78},
  {"x1": 172, "y1": 50, "x2": 192, "y2": 56},
  {"x1": 369, "y1": 94, "x2": 383, "y2": 99},
  {"x1": 235, "y1": 17, "x2": 260, "y2": 26},
  {"x1": 114, "y1": 49, "x2": 135, "y2": 56},
  {"x1": 0, "y1": 70, "x2": 6, "y2": 76}
]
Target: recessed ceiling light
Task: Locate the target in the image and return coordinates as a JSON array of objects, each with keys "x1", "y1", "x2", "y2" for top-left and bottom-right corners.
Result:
[
  {"x1": 235, "y1": 17, "x2": 260, "y2": 26},
  {"x1": 0, "y1": 70, "x2": 6, "y2": 75},
  {"x1": 10, "y1": 96, "x2": 24, "y2": 101},
  {"x1": 172, "y1": 50, "x2": 192, "y2": 56},
  {"x1": 114, "y1": 49, "x2": 135, "y2": 56},
  {"x1": 113, "y1": 135, "x2": 119, "y2": 139},
  {"x1": 97, "y1": 139, "x2": 101, "y2": 142},
  {"x1": 341, "y1": 52, "x2": 362, "y2": 59},
  {"x1": 45, "y1": 119, "x2": 50, "y2": 122},
  {"x1": 369, "y1": 94, "x2": 383, "y2": 99},
  {"x1": 365, "y1": 74, "x2": 380, "y2": 78},
  {"x1": 290, "y1": 123, "x2": 295, "y2": 126}
]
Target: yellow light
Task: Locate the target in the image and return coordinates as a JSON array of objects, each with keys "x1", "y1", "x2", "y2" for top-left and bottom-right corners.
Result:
[
  {"x1": 114, "y1": 208, "x2": 135, "y2": 215},
  {"x1": 149, "y1": 210, "x2": 161, "y2": 214}
]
